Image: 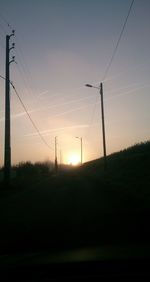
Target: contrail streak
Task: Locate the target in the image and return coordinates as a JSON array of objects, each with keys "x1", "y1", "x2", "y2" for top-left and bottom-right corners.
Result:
[
  {"x1": 106, "y1": 84, "x2": 150, "y2": 101},
  {"x1": 25, "y1": 124, "x2": 89, "y2": 137}
]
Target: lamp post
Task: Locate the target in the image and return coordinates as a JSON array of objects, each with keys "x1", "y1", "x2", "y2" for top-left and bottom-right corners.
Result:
[
  {"x1": 85, "y1": 82, "x2": 107, "y2": 169},
  {"x1": 55, "y1": 136, "x2": 58, "y2": 173},
  {"x1": 76, "y1": 137, "x2": 83, "y2": 165}
]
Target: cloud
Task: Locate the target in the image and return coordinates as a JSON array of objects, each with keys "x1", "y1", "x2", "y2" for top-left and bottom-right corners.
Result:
[
  {"x1": 25, "y1": 124, "x2": 89, "y2": 138},
  {"x1": 0, "y1": 94, "x2": 94, "y2": 123},
  {"x1": 37, "y1": 90, "x2": 49, "y2": 98},
  {"x1": 106, "y1": 84, "x2": 150, "y2": 101},
  {"x1": 0, "y1": 111, "x2": 31, "y2": 123}
]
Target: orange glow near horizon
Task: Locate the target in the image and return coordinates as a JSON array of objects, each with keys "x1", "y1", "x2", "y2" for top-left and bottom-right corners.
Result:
[{"x1": 67, "y1": 153, "x2": 80, "y2": 166}]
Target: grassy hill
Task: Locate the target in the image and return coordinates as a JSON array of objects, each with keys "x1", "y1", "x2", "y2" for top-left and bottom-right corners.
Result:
[
  {"x1": 82, "y1": 140, "x2": 150, "y2": 177},
  {"x1": 80, "y1": 140, "x2": 150, "y2": 194},
  {"x1": 0, "y1": 141, "x2": 150, "y2": 255}
]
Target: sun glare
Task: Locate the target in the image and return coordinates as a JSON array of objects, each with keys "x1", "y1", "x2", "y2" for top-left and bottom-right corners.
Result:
[{"x1": 68, "y1": 154, "x2": 80, "y2": 166}]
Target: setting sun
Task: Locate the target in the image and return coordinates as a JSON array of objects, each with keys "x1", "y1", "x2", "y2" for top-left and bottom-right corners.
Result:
[{"x1": 68, "y1": 154, "x2": 80, "y2": 166}]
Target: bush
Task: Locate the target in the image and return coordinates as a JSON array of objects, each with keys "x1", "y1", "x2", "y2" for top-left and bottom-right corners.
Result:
[{"x1": 14, "y1": 160, "x2": 54, "y2": 180}]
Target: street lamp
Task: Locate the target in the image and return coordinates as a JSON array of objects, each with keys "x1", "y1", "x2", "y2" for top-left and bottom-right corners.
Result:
[
  {"x1": 85, "y1": 82, "x2": 107, "y2": 169},
  {"x1": 55, "y1": 136, "x2": 58, "y2": 173},
  {"x1": 76, "y1": 137, "x2": 83, "y2": 165}
]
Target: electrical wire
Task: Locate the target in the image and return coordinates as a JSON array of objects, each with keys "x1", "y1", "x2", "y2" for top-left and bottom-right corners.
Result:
[
  {"x1": 85, "y1": 0, "x2": 135, "y2": 138},
  {"x1": 0, "y1": 14, "x2": 40, "y2": 108},
  {"x1": 0, "y1": 25, "x2": 5, "y2": 49},
  {"x1": 0, "y1": 12, "x2": 13, "y2": 33},
  {"x1": 1, "y1": 12, "x2": 94, "y2": 118},
  {"x1": 0, "y1": 74, "x2": 5, "y2": 81},
  {"x1": 0, "y1": 74, "x2": 54, "y2": 152},
  {"x1": 102, "y1": 0, "x2": 135, "y2": 82},
  {"x1": 0, "y1": 13, "x2": 54, "y2": 151},
  {"x1": 15, "y1": 41, "x2": 40, "y2": 101},
  {"x1": 0, "y1": 2, "x2": 135, "y2": 151},
  {"x1": 11, "y1": 83, "x2": 54, "y2": 151}
]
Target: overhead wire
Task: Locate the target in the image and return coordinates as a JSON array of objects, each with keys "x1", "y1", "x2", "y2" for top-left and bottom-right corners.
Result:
[
  {"x1": 85, "y1": 0, "x2": 135, "y2": 138},
  {"x1": 0, "y1": 13, "x2": 38, "y2": 104},
  {"x1": 0, "y1": 14, "x2": 90, "y2": 150},
  {"x1": 14, "y1": 38, "x2": 81, "y2": 110},
  {"x1": 11, "y1": 83, "x2": 54, "y2": 152},
  {"x1": 0, "y1": 12, "x2": 96, "y2": 119},
  {"x1": 0, "y1": 3, "x2": 135, "y2": 155},
  {"x1": 0, "y1": 74, "x2": 54, "y2": 152},
  {"x1": 102, "y1": 0, "x2": 135, "y2": 82},
  {"x1": 0, "y1": 14, "x2": 51, "y2": 124},
  {"x1": 0, "y1": 22, "x2": 5, "y2": 50},
  {"x1": 0, "y1": 12, "x2": 13, "y2": 31},
  {"x1": 14, "y1": 41, "x2": 40, "y2": 102}
]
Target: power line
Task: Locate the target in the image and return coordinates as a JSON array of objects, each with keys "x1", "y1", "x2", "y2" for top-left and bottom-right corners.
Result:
[
  {"x1": 13, "y1": 59, "x2": 38, "y2": 103},
  {"x1": 0, "y1": 74, "x2": 54, "y2": 152},
  {"x1": 102, "y1": 0, "x2": 135, "y2": 82},
  {"x1": 0, "y1": 26, "x2": 5, "y2": 49},
  {"x1": 0, "y1": 12, "x2": 13, "y2": 32},
  {"x1": 11, "y1": 83, "x2": 54, "y2": 152},
  {"x1": 15, "y1": 41, "x2": 40, "y2": 101},
  {"x1": 0, "y1": 13, "x2": 40, "y2": 106},
  {"x1": 85, "y1": 0, "x2": 135, "y2": 138},
  {"x1": 0, "y1": 74, "x2": 5, "y2": 81}
]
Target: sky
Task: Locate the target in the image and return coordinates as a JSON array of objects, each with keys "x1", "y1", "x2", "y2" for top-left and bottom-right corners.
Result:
[{"x1": 0, "y1": 0, "x2": 150, "y2": 166}]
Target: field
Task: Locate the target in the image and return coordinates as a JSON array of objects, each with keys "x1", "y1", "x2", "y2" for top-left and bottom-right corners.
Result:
[{"x1": 0, "y1": 141, "x2": 150, "y2": 258}]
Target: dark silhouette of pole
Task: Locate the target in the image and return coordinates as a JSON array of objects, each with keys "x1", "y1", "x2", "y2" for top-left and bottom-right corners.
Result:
[
  {"x1": 4, "y1": 31, "x2": 15, "y2": 184},
  {"x1": 85, "y1": 82, "x2": 107, "y2": 169},
  {"x1": 55, "y1": 136, "x2": 58, "y2": 173},
  {"x1": 59, "y1": 149, "x2": 62, "y2": 170},
  {"x1": 81, "y1": 137, "x2": 83, "y2": 165},
  {"x1": 100, "y1": 83, "x2": 107, "y2": 169},
  {"x1": 4, "y1": 35, "x2": 10, "y2": 183}
]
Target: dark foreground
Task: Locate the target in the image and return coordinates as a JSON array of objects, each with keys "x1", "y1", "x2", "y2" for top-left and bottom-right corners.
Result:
[
  {"x1": 0, "y1": 142, "x2": 150, "y2": 260},
  {"x1": 0, "y1": 173, "x2": 150, "y2": 256}
]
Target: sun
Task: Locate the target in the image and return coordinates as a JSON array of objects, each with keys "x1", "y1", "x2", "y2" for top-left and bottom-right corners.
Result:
[{"x1": 68, "y1": 154, "x2": 80, "y2": 166}]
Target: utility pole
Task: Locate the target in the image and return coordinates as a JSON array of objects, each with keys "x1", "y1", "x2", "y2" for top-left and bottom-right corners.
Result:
[
  {"x1": 59, "y1": 149, "x2": 62, "y2": 169},
  {"x1": 100, "y1": 83, "x2": 107, "y2": 169},
  {"x1": 4, "y1": 30, "x2": 15, "y2": 184},
  {"x1": 85, "y1": 82, "x2": 107, "y2": 170},
  {"x1": 81, "y1": 137, "x2": 83, "y2": 165},
  {"x1": 55, "y1": 136, "x2": 58, "y2": 174}
]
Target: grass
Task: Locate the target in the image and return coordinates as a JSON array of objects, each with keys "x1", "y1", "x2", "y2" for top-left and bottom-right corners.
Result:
[{"x1": 0, "y1": 141, "x2": 150, "y2": 256}]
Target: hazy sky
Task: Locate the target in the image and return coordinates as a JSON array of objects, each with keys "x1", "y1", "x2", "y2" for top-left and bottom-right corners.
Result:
[{"x1": 0, "y1": 0, "x2": 150, "y2": 165}]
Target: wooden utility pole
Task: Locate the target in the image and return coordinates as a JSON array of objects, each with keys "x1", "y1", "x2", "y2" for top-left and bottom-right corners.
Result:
[
  {"x1": 100, "y1": 83, "x2": 107, "y2": 169},
  {"x1": 81, "y1": 137, "x2": 83, "y2": 165},
  {"x1": 59, "y1": 149, "x2": 62, "y2": 170},
  {"x1": 4, "y1": 30, "x2": 15, "y2": 184},
  {"x1": 85, "y1": 82, "x2": 107, "y2": 170},
  {"x1": 55, "y1": 136, "x2": 58, "y2": 174}
]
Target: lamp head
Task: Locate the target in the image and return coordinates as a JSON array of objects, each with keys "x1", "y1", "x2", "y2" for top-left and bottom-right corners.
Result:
[{"x1": 85, "y1": 84, "x2": 93, "y2": 88}]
